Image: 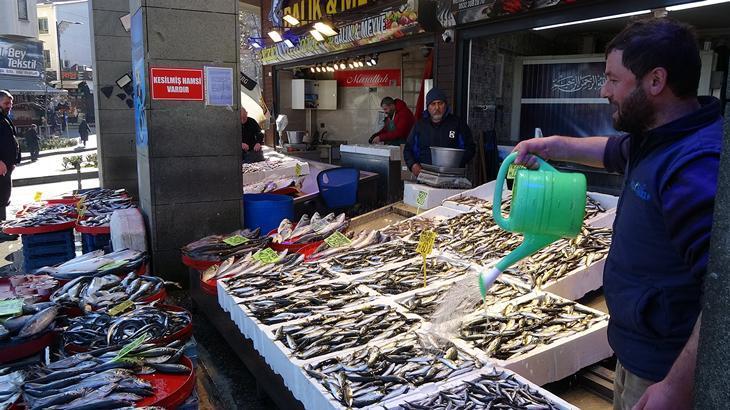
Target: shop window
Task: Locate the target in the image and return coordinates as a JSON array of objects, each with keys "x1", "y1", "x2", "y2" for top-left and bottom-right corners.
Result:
[
  {"x1": 17, "y1": 0, "x2": 28, "y2": 21},
  {"x1": 39, "y1": 17, "x2": 49, "y2": 34},
  {"x1": 43, "y1": 50, "x2": 51, "y2": 64}
]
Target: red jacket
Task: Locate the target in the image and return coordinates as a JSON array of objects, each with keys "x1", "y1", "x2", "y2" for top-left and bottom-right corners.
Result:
[{"x1": 375, "y1": 99, "x2": 415, "y2": 143}]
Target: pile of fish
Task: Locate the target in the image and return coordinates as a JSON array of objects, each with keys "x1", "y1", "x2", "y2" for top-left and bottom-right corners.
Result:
[
  {"x1": 78, "y1": 188, "x2": 129, "y2": 202},
  {"x1": 221, "y1": 257, "x2": 337, "y2": 299},
  {"x1": 271, "y1": 212, "x2": 349, "y2": 244},
  {"x1": 399, "y1": 369, "x2": 560, "y2": 409},
  {"x1": 274, "y1": 305, "x2": 420, "y2": 360},
  {"x1": 37, "y1": 249, "x2": 147, "y2": 280},
  {"x1": 380, "y1": 216, "x2": 447, "y2": 241},
  {"x1": 23, "y1": 340, "x2": 190, "y2": 409},
  {"x1": 244, "y1": 176, "x2": 304, "y2": 194},
  {"x1": 181, "y1": 228, "x2": 268, "y2": 262},
  {"x1": 306, "y1": 230, "x2": 391, "y2": 260},
  {"x1": 459, "y1": 294, "x2": 607, "y2": 360},
  {"x1": 83, "y1": 195, "x2": 135, "y2": 217},
  {"x1": 304, "y1": 335, "x2": 482, "y2": 408},
  {"x1": 436, "y1": 210, "x2": 522, "y2": 264},
  {"x1": 354, "y1": 258, "x2": 471, "y2": 296},
  {"x1": 443, "y1": 194, "x2": 491, "y2": 210},
  {"x1": 2, "y1": 204, "x2": 76, "y2": 228},
  {"x1": 244, "y1": 282, "x2": 372, "y2": 325},
  {"x1": 0, "y1": 302, "x2": 59, "y2": 342},
  {"x1": 77, "y1": 213, "x2": 111, "y2": 227},
  {"x1": 51, "y1": 273, "x2": 168, "y2": 311},
  {"x1": 64, "y1": 304, "x2": 191, "y2": 349},
  {"x1": 326, "y1": 240, "x2": 420, "y2": 274},
  {"x1": 584, "y1": 195, "x2": 608, "y2": 221},
  {"x1": 510, "y1": 225, "x2": 613, "y2": 288},
  {"x1": 0, "y1": 370, "x2": 24, "y2": 409},
  {"x1": 400, "y1": 280, "x2": 530, "y2": 320}
]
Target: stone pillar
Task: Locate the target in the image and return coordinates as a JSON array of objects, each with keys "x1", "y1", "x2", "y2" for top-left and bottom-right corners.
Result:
[
  {"x1": 130, "y1": 0, "x2": 242, "y2": 283},
  {"x1": 89, "y1": 0, "x2": 139, "y2": 197},
  {"x1": 694, "y1": 59, "x2": 730, "y2": 408}
]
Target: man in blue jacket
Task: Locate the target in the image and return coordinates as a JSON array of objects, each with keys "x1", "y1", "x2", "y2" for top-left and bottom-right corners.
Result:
[
  {"x1": 513, "y1": 18, "x2": 720, "y2": 410},
  {"x1": 403, "y1": 88, "x2": 475, "y2": 176}
]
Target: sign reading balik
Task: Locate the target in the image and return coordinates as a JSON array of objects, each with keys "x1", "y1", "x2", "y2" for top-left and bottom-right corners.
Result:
[{"x1": 150, "y1": 67, "x2": 204, "y2": 101}]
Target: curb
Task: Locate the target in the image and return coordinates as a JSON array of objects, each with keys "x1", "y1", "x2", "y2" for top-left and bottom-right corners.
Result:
[
  {"x1": 20, "y1": 146, "x2": 97, "y2": 161},
  {"x1": 13, "y1": 171, "x2": 99, "y2": 187}
]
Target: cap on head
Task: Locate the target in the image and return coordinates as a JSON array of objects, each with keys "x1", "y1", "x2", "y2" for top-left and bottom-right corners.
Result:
[
  {"x1": 0, "y1": 90, "x2": 12, "y2": 100},
  {"x1": 426, "y1": 88, "x2": 447, "y2": 106}
]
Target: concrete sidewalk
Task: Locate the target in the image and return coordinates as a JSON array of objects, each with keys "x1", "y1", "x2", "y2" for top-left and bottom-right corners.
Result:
[{"x1": 13, "y1": 134, "x2": 99, "y2": 186}]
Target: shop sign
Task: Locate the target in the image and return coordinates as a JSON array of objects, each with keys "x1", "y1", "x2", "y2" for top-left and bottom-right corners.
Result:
[
  {"x1": 150, "y1": 67, "x2": 204, "y2": 101},
  {"x1": 261, "y1": 0, "x2": 420, "y2": 65},
  {"x1": 334, "y1": 69, "x2": 401, "y2": 87},
  {"x1": 0, "y1": 37, "x2": 44, "y2": 78},
  {"x1": 438, "y1": 0, "x2": 582, "y2": 28},
  {"x1": 279, "y1": 0, "x2": 374, "y2": 26}
]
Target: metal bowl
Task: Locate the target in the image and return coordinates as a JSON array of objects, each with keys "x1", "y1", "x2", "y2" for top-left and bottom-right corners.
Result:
[
  {"x1": 285, "y1": 131, "x2": 306, "y2": 144},
  {"x1": 430, "y1": 147, "x2": 465, "y2": 168}
]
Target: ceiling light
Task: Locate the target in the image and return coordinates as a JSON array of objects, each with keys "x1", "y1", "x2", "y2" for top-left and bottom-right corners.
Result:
[
  {"x1": 357, "y1": 61, "x2": 364, "y2": 68},
  {"x1": 310, "y1": 67, "x2": 316, "y2": 73},
  {"x1": 366, "y1": 61, "x2": 373, "y2": 67},
  {"x1": 531, "y1": 10, "x2": 651, "y2": 31},
  {"x1": 314, "y1": 22, "x2": 338, "y2": 37},
  {"x1": 339, "y1": 62, "x2": 346, "y2": 70},
  {"x1": 369, "y1": 56, "x2": 377, "y2": 65},
  {"x1": 267, "y1": 30, "x2": 283, "y2": 42},
  {"x1": 327, "y1": 66, "x2": 335, "y2": 72},
  {"x1": 332, "y1": 64, "x2": 338, "y2": 71},
  {"x1": 283, "y1": 39, "x2": 295, "y2": 48},
  {"x1": 283, "y1": 14, "x2": 300, "y2": 25},
  {"x1": 310, "y1": 29, "x2": 325, "y2": 42},
  {"x1": 667, "y1": 0, "x2": 730, "y2": 10},
  {"x1": 348, "y1": 62, "x2": 354, "y2": 69}
]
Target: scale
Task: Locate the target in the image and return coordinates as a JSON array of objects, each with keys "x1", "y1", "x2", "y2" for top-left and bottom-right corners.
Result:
[{"x1": 417, "y1": 164, "x2": 472, "y2": 189}]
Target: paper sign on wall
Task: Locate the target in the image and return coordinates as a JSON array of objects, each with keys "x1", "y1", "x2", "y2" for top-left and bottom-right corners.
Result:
[
  {"x1": 150, "y1": 67, "x2": 204, "y2": 101},
  {"x1": 205, "y1": 66, "x2": 234, "y2": 106}
]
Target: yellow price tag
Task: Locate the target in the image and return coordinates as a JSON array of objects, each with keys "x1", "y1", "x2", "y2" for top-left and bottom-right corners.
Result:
[
  {"x1": 34, "y1": 192, "x2": 42, "y2": 202},
  {"x1": 324, "y1": 231, "x2": 351, "y2": 248},
  {"x1": 416, "y1": 229, "x2": 436, "y2": 256},
  {"x1": 507, "y1": 164, "x2": 525, "y2": 180},
  {"x1": 253, "y1": 248, "x2": 280, "y2": 264},
  {"x1": 223, "y1": 235, "x2": 249, "y2": 246},
  {"x1": 108, "y1": 299, "x2": 134, "y2": 316},
  {"x1": 415, "y1": 190, "x2": 429, "y2": 208},
  {"x1": 76, "y1": 198, "x2": 87, "y2": 219},
  {"x1": 295, "y1": 163, "x2": 302, "y2": 177}
]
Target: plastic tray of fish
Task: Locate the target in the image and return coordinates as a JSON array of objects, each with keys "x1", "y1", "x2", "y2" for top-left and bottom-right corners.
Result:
[
  {"x1": 441, "y1": 181, "x2": 504, "y2": 213},
  {"x1": 220, "y1": 263, "x2": 339, "y2": 300},
  {"x1": 380, "y1": 206, "x2": 465, "y2": 242},
  {"x1": 50, "y1": 273, "x2": 166, "y2": 311},
  {"x1": 394, "y1": 277, "x2": 531, "y2": 321},
  {"x1": 379, "y1": 366, "x2": 577, "y2": 410},
  {"x1": 271, "y1": 303, "x2": 422, "y2": 361},
  {"x1": 353, "y1": 256, "x2": 473, "y2": 297},
  {"x1": 299, "y1": 333, "x2": 484, "y2": 409},
  {"x1": 457, "y1": 292, "x2": 611, "y2": 386},
  {"x1": 505, "y1": 225, "x2": 612, "y2": 299},
  {"x1": 237, "y1": 281, "x2": 379, "y2": 326},
  {"x1": 323, "y1": 240, "x2": 425, "y2": 275}
]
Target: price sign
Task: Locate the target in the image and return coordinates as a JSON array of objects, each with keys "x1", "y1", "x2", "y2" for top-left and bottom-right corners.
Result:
[
  {"x1": 111, "y1": 333, "x2": 151, "y2": 362},
  {"x1": 415, "y1": 190, "x2": 429, "y2": 208},
  {"x1": 324, "y1": 231, "x2": 351, "y2": 248},
  {"x1": 253, "y1": 248, "x2": 280, "y2": 264},
  {"x1": 99, "y1": 259, "x2": 128, "y2": 272},
  {"x1": 416, "y1": 229, "x2": 436, "y2": 256},
  {"x1": 34, "y1": 192, "x2": 43, "y2": 202},
  {"x1": 295, "y1": 163, "x2": 302, "y2": 177},
  {"x1": 108, "y1": 299, "x2": 134, "y2": 316},
  {"x1": 507, "y1": 164, "x2": 525, "y2": 180},
  {"x1": 223, "y1": 235, "x2": 249, "y2": 247},
  {"x1": 76, "y1": 198, "x2": 87, "y2": 220},
  {"x1": 0, "y1": 299, "x2": 23, "y2": 317}
]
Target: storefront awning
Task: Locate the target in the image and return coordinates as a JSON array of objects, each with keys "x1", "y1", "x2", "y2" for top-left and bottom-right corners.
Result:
[{"x1": 0, "y1": 76, "x2": 66, "y2": 94}]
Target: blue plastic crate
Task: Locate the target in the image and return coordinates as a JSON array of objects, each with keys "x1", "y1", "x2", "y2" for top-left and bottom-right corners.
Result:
[
  {"x1": 24, "y1": 252, "x2": 75, "y2": 270},
  {"x1": 21, "y1": 229, "x2": 74, "y2": 246},
  {"x1": 81, "y1": 233, "x2": 112, "y2": 254},
  {"x1": 21, "y1": 229, "x2": 76, "y2": 270}
]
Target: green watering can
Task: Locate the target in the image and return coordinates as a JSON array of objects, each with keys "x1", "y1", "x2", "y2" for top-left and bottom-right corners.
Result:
[{"x1": 478, "y1": 152, "x2": 587, "y2": 298}]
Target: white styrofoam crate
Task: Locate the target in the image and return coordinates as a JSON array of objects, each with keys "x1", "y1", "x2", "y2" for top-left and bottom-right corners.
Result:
[
  {"x1": 404, "y1": 182, "x2": 467, "y2": 210},
  {"x1": 242, "y1": 160, "x2": 310, "y2": 186},
  {"x1": 458, "y1": 292, "x2": 612, "y2": 386}
]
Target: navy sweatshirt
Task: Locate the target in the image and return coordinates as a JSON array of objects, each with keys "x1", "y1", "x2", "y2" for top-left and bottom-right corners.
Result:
[
  {"x1": 403, "y1": 111, "x2": 476, "y2": 171},
  {"x1": 602, "y1": 96, "x2": 722, "y2": 382}
]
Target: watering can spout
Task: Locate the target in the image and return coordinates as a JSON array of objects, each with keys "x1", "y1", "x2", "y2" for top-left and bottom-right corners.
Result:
[{"x1": 479, "y1": 234, "x2": 559, "y2": 298}]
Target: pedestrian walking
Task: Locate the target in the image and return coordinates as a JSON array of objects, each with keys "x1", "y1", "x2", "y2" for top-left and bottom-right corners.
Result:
[
  {"x1": 78, "y1": 116, "x2": 91, "y2": 147},
  {"x1": 25, "y1": 124, "x2": 40, "y2": 161}
]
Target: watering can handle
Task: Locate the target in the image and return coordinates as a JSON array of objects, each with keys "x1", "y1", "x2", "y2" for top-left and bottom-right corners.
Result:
[{"x1": 493, "y1": 152, "x2": 557, "y2": 229}]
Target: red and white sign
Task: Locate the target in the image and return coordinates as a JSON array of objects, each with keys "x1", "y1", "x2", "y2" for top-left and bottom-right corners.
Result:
[
  {"x1": 334, "y1": 69, "x2": 401, "y2": 88},
  {"x1": 150, "y1": 67, "x2": 204, "y2": 100}
]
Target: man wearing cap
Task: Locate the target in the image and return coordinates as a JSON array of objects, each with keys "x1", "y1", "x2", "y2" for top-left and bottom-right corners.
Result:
[
  {"x1": 369, "y1": 97, "x2": 415, "y2": 146},
  {"x1": 403, "y1": 88, "x2": 476, "y2": 176}
]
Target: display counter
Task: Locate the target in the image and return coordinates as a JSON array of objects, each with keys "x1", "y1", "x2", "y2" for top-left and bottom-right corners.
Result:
[{"x1": 340, "y1": 144, "x2": 403, "y2": 206}]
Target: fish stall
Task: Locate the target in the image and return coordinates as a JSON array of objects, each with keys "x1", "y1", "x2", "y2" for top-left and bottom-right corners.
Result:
[
  {"x1": 0, "y1": 189, "x2": 200, "y2": 409},
  {"x1": 185, "y1": 179, "x2": 619, "y2": 409}
]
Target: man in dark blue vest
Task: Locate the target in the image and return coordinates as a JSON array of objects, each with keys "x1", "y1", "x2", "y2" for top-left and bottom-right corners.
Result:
[{"x1": 513, "y1": 18, "x2": 721, "y2": 410}]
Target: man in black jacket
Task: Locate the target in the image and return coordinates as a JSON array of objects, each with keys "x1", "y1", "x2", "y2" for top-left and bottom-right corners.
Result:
[
  {"x1": 241, "y1": 107, "x2": 264, "y2": 163},
  {"x1": 403, "y1": 88, "x2": 475, "y2": 176},
  {"x1": 0, "y1": 90, "x2": 21, "y2": 238}
]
